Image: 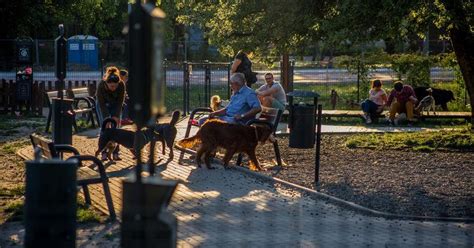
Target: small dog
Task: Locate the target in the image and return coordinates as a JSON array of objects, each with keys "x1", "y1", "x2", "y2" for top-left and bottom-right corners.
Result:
[
  {"x1": 149, "y1": 110, "x2": 180, "y2": 160},
  {"x1": 210, "y1": 95, "x2": 221, "y2": 112},
  {"x1": 177, "y1": 119, "x2": 275, "y2": 170},
  {"x1": 416, "y1": 88, "x2": 436, "y2": 116}
]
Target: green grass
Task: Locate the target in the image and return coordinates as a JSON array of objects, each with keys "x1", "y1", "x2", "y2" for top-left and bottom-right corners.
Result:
[
  {"x1": 0, "y1": 186, "x2": 25, "y2": 197},
  {"x1": 164, "y1": 81, "x2": 470, "y2": 112},
  {"x1": 1, "y1": 140, "x2": 30, "y2": 154},
  {"x1": 345, "y1": 127, "x2": 474, "y2": 151}
]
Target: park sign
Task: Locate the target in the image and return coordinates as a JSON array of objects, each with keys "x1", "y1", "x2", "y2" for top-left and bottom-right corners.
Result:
[{"x1": 128, "y1": 2, "x2": 166, "y2": 127}]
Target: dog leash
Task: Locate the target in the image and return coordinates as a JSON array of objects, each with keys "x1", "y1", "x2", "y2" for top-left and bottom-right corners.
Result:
[{"x1": 254, "y1": 126, "x2": 259, "y2": 142}]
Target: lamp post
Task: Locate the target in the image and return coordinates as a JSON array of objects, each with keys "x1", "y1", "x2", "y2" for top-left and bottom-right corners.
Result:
[{"x1": 121, "y1": 2, "x2": 178, "y2": 247}]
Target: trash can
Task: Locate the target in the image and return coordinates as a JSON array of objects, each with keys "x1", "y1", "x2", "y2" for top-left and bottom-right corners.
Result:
[
  {"x1": 287, "y1": 91, "x2": 320, "y2": 148},
  {"x1": 15, "y1": 68, "x2": 33, "y2": 101}
]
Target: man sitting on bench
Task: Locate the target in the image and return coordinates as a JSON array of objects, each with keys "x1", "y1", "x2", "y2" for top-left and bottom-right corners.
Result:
[
  {"x1": 201, "y1": 73, "x2": 261, "y2": 125},
  {"x1": 256, "y1": 72, "x2": 287, "y2": 111}
]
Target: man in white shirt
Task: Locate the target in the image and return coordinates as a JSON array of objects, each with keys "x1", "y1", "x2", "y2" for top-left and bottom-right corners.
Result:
[{"x1": 256, "y1": 73, "x2": 287, "y2": 110}]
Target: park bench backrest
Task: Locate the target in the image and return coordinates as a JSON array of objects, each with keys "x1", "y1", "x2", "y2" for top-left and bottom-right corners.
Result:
[
  {"x1": 256, "y1": 106, "x2": 283, "y2": 133},
  {"x1": 30, "y1": 133, "x2": 58, "y2": 159}
]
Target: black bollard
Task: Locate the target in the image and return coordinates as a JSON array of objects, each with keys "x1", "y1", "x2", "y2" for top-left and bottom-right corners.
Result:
[
  {"x1": 52, "y1": 98, "x2": 74, "y2": 145},
  {"x1": 24, "y1": 156, "x2": 78, "y2": 248}
]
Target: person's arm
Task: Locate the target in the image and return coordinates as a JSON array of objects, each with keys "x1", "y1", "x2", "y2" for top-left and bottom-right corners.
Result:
[
  {"x1": 386, "y1": 90, "x2": 395, "y2": 106},
  {"x1": 112, "y1": 83, "x2": 125, "y2": 118},
  {"x1": 96, "y1": 82, "x2": 110, "y2": 117},
  {"x1": 230, "y1": 59, "x2": 242, "y2": 73},
  {"x1": 257, "y1": 85, "x2": 278, "y2": 97},
  {"x1": 210, "y1": 108, "x2": 227, "y2": 118},
  {"x1": 234, "y1": 93, "x2": 261, "y2": 120}
]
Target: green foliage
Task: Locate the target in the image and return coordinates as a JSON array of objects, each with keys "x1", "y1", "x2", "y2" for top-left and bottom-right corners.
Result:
[
  {"x1": 345, "y1": 128, "x2": 474, "y2": 151},
  {"x1": 390, "y1": 54, "x2": 432, "y2": 87}
]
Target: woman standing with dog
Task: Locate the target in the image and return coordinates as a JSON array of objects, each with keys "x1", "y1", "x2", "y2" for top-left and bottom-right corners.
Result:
[
  {"x1": 96, "y1": 66, "x2": 126, "y2": 160},
  {"x1": 360, "y1": 79, "x2": 387, "y2": 124}
]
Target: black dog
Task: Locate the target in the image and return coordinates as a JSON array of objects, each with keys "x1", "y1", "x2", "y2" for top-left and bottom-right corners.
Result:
[
  {"x1": 95, "y1": 119, "x2": 156, "y2": 160},
  {"x1": 95, "y1": 111, "x2": 180, "y2": 161},
  {"x1": 414, "y1": 87, "x2": 455, "y2": 111},
  {"x1": 150, "y1": 110, "x2": 180, "y2": 160}
]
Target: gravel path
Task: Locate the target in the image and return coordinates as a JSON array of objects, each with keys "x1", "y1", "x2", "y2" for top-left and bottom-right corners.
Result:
[{"x1": 255, "y1": 134, "x2": 474, "y2": 218}]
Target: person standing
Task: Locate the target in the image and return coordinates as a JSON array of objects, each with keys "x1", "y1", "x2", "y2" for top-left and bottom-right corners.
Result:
[
  {"x1": 256, "y1": 73, "x2": 287, "y2": 110},
  {"x1": 231, "y1": 50, "x2": 257, "y2": 87},
  {"x1": 96, "y1": 66, "x2": 126, "y2": 160}
]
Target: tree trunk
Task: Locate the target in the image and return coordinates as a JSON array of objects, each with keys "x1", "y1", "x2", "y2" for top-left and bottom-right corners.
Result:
[
  {"x1": 281, "y1": 53, "x2": 290, "y2": 93},
  {"x1": 443, "y1": 1, "x2": 474, "y2": 128}
]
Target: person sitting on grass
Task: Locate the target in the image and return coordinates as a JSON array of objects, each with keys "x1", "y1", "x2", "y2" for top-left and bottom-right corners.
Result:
[
  {"x1": 386, "y1": 80, "x2": 418, "y2": 126},
  {"x1": 256, "y1": 72, "x2": 287, "y2": 111},
  {"x1": 360, "y1": 79, "x2": 387, "y2": 124}
]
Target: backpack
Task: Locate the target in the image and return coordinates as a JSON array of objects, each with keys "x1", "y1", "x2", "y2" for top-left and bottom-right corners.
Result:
[{"x1": 236, "y1": 53, "x2": 258, "y2": 85}]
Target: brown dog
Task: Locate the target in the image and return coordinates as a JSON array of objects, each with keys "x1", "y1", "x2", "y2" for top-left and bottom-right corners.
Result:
[{"x1": 177, "y1": 119, "x2": 274, "y2": 170}]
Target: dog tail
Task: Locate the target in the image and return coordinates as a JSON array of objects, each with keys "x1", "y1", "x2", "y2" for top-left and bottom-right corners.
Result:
[
  {"x1": 169, "y1": 110, "x2": 180, "y2": 126},
  {"x1": 177, "y1": 135, "x2": 201, "y2": 149},
  {"x1": 101, "y1": 117, "x2": 118, "y2": 131}
]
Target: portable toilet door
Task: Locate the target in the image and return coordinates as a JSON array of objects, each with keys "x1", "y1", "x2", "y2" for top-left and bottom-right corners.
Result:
[{"x1": 67, "y1": 35, "x2": 99, "y2": 70}]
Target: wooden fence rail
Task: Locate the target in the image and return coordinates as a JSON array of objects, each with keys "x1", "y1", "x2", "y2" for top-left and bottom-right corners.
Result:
[{"x1": 0, "y1": 79, "x2": 98, "y2": 116}]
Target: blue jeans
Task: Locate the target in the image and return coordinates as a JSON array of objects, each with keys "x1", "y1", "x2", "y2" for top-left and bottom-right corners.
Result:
[
  {"x1": 198, "y1": 115, "x2": 246, "y2": 126},
  {"x1": 361, "y1": 99, "x2": 380, "y2": 115}
]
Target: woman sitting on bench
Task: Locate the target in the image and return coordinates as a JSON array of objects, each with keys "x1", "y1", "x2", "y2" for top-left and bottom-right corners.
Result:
[{"x1": 360, "y1": 79, "x2": 387, "y2": 124}]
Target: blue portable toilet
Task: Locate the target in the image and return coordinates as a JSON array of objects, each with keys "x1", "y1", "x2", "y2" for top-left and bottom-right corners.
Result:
[{"x1": 67, "y1": 35, "x2": 99, "y2": 70}]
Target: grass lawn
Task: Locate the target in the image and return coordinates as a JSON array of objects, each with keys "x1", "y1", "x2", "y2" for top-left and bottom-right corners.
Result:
[
  {"x1": 164, "y1": 81, "x2": 470, "y2": 112},
  {"x1": 345, "y1": 127, "x2": 474, "y2": 151}
]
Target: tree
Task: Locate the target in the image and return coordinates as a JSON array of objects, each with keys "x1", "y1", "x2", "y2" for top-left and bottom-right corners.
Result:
[{"x1": 177, "y1": 0, "x2": 473, "y2": 126}]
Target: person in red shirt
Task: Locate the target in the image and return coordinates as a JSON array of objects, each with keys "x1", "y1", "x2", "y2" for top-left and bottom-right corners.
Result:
[{"x1": 386, "y1": 81, "x2": 418, "y2": 125}]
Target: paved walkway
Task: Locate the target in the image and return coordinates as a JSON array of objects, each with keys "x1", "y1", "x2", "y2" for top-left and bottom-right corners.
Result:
[{"x1": 17, "y1": 119, "x2": 473, "y2": 247}]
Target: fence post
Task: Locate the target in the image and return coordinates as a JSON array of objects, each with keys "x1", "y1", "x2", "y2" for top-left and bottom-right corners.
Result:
[
  {"x1": 204, "y1": 61, "x2": 211, "y2": 107},
  {"x1": 357, "y1": 61, "x2": 360, "y2": 103},
  {"x1": 289, "y1": 60, "x2": 294, "y2": 93},
  {"x1": 314, "y1": 104, "x2": 322, "y2": 189},
  {"x1": 183, "y1": 61, "x2": 189, "y2": 115}
]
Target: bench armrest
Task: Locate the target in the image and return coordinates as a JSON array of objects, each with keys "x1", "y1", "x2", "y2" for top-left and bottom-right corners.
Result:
[
  {"x1": 189, "y1": 107, "x2": 212, "y2": 120},
  {"x1": 66, "y1": 155, "x2": 108, "y2": 179},
  {"x1": 54, "y1": 144, "x2": 80, "y2": 156},
  {"x1": 73, "y1": 97, "x2": 93, "y2": 109},
  {"x1": 245, "y1": 119, "x2": 274, "y2": 131}
]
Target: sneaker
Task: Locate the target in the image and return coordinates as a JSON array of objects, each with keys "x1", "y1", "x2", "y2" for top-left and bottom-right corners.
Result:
[
  {"x1": 113, "y1": 153, "x2": 122, "y2": 161},
  {"x1": 361, "y1": 113, "x2": 368, "y2": 121},
  {"x1": 366, "y1": 116, "x2": 372, "y2": 124}
]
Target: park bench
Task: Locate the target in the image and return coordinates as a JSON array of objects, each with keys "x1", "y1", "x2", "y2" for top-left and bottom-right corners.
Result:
[
  {"x1": 282, "y1": 109, "x2": 471, "y2": 122},
  {"x1": 178, "y1": 106, "x2": 283, "y2": 167},
  {"x1": 237, "y1": 106, "x2": 283, "y2": 167},
  {"x1": 45, "y1": 87, "x2": 98, "y2": 133},
  {"x1": 29, "y1": 133, "x2": 116, "y2": 220}
]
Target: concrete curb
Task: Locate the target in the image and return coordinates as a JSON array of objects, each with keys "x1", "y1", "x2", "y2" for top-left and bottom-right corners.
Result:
[{"x1": 176, "y1": 145, "x2": 474, "y2": 223}]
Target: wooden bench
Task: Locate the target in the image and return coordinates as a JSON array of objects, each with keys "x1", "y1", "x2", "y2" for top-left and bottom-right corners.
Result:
[
  {"x1": 237, "y1": 106, "x2": 283, "y2": 167},
  {"x1": 45, "y1": 88, "x2": 98, "y2": 133},
  {"x1": 178, "y1": 106, "x2": 283, "y2": 167},
  {"x1": 29, "y1": 133, "x2": 116, "y2": 220},
  {"x1": 282, "y1": 110, "x2": 471, "y2": 121}
]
